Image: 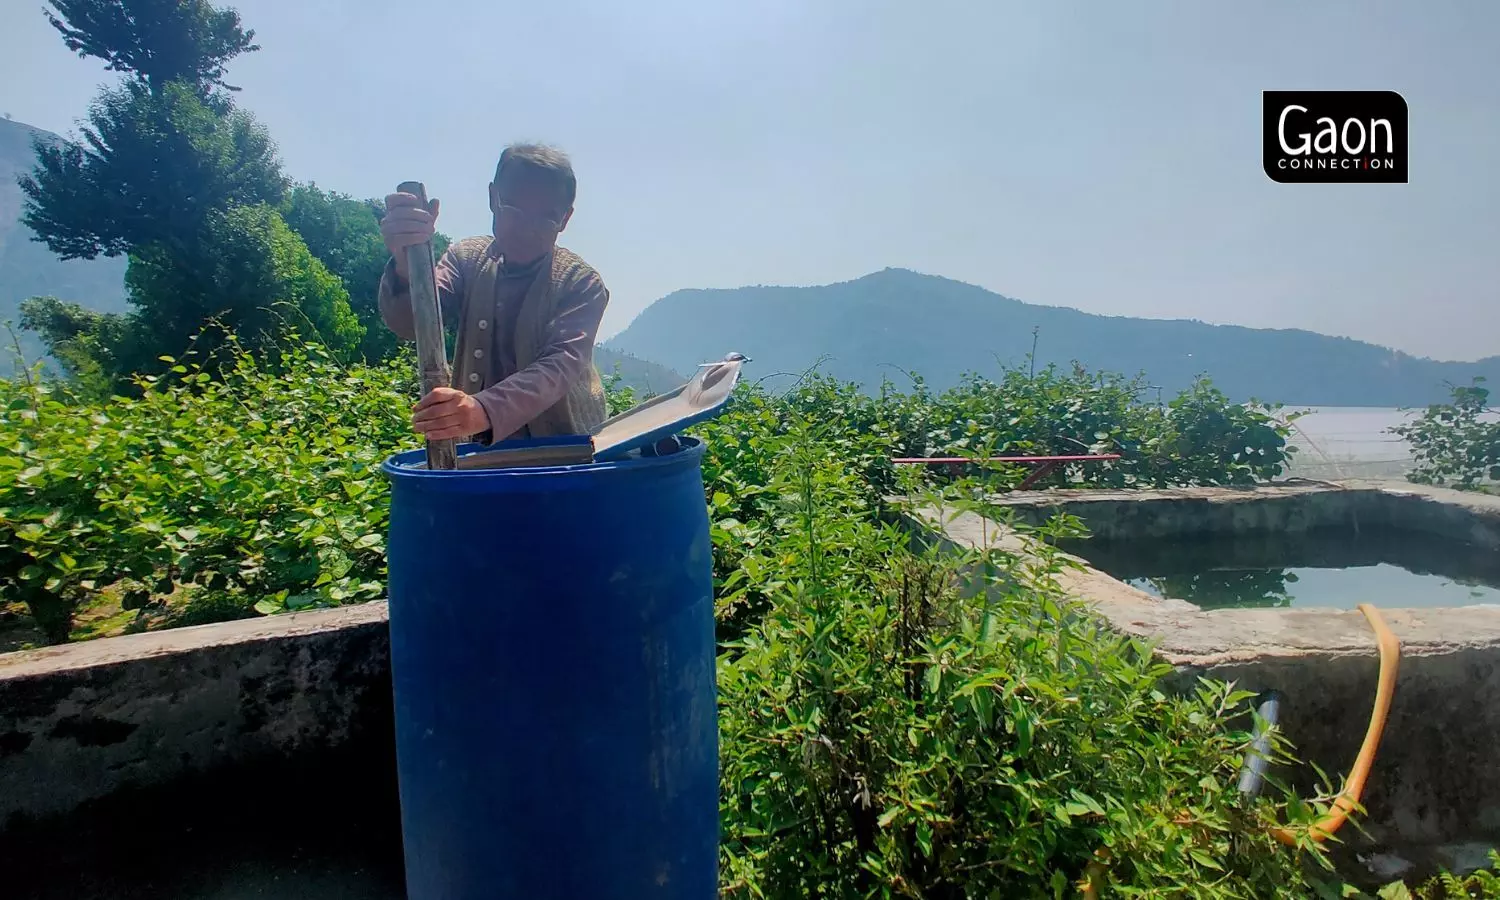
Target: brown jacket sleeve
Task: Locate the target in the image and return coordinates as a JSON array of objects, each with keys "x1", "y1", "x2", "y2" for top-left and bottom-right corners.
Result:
[
  {"x1": 473, "y1": 273, "x2": 610, "y2": 441},
  {"x1": 376, "y1": 248, "x2": 466, "y2": 341}
]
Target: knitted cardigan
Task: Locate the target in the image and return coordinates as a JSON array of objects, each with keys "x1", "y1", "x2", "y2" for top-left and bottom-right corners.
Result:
[{"x1": 449, "y1": 240, "x2": 607, "y2": 438}]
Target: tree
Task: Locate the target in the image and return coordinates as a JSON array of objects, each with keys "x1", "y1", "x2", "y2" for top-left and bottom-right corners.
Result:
[
  {"x1": 125, "y1": 204, "x2": 365, "y2": 363},
  {"x1": 24, "y1": 206, "x2": 365, "y2": 387},
  {"x1": 1394, "y1": 378, "x2": 1500, "y2": 490},
  {"x1": 19, "y1": 0, "x2": 366, "y2": 383},
  {"x1": 20, "y1": 80, "x2": 285, "y2": 261},
  {"x1": 43, "y1": 0, "x2": 259, "y2": 94},
  {"x1": 18, "y1": 297, "x2": 145, "y2": 397},
  {"x1": 281, "y1": 185, "x2": 392, "y2": 360},
  {"x1": 281, "y1": 184, "x2": 454, "y2": 362}
]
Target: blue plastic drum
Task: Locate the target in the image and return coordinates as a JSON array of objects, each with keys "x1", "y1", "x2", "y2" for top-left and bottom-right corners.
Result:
[{"x1": 382, "y1": 437, "x2": 719, "y2": 899}]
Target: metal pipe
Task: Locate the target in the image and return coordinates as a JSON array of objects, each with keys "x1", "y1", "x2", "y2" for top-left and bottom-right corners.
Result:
[{"x1": 1236, "y1": 690, "x2": 1283, "y2": 798}]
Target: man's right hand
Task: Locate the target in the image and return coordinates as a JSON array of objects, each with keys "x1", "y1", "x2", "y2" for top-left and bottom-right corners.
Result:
[{"x1": 381, "y1": 191, "x2": 440, "y2": 281}]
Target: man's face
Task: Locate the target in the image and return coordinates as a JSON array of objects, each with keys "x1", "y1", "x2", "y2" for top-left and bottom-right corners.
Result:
[{"x1": 488, "y1": 167, "x2": 572, "y2": 265}]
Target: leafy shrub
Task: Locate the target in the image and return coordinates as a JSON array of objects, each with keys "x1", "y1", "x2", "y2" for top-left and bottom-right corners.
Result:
[
  {"x1": 692, "y1": 367, "x2": 1292, "y2": 642},
  {"x1": 714, "y1": 416, "x2": 1333, "y2": 898},
  {"x1": 1379, "y1": 851, "x2": 1500, "y2": 899},
  {"x1": 1394, "y1": 379, "x2": 1500, "y2": 491},
  {"x1": 871, "y1": 364, "x2": 1294, "y2": 490},
  {"x1": 0, "y1": 347, "x2": 1292, "y2": 644},
  {"x1": 709, "y1": 365, "x2": 1293, "y2": 515},
  {"x1": 0, "y1": 337, "x2": 410, "y2": 642}
]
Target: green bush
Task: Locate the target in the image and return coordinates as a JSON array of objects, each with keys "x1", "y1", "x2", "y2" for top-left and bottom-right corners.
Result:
[
  {"x1": 693, "y1": 368, "x2": 1293, "y2": 639},
  {"x1": 0, "y1": 338, "x2": 410, "y2": 642},
  {"x1": 1370, "y1": 851, "x2": 1500, "y2": 899},
  {"x1": 125, "y1": 203, "x2": 366, "y2": 364},
  {"x1": 866, "y1": 364, "x2": 1294, "y2": 490},
  {"x1": 711, "y1": 415, "x2": 1336, "y2": 897},
  {"x1": 0, "y1": 348, "x2": 1292, "y2": 646},
  {"x1": 1394, "y1": 379, "x2": 1500, "y2": 491}
]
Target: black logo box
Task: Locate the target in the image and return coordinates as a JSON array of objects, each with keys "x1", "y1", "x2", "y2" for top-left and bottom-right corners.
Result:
[{"x1": 1263, "y1": 91, "x2": 1408, "y2": 184}]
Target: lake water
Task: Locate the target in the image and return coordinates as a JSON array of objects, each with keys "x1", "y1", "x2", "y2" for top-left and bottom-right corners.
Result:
[
  {"x1": 1279, "y1": 406, "x2": 1416, "y2": 461},
  {"x1": 1270, "y1": 406, "x2": 1416, "y2": 480},
  {"x1": 1276, "y1": 405, "x2": 1498, "y2": 480}
]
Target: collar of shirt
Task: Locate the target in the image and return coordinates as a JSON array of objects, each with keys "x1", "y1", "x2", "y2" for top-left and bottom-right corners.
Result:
[{"x1": 487, "y1": 241, "x2": 550, "y2": 280}]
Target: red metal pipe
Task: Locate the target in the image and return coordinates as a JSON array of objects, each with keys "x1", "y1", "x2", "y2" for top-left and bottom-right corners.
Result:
[{"x1": 890, "y1": 454, "x2": 1121, "y2": 464}]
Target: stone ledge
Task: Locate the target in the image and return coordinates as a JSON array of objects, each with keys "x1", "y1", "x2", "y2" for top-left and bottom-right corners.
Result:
[
  {"x1": 0, "y1": 602, "x2": 393, "y2": 831},
  {"x1": 0, "y1": 602, "x2": 390, "y2": 678},
  {"x1": 928, "y1": 504, "x2": 1500, "y2": 663},
  {"x1": 973, "y1": 479, "x2": 1500, "y2": 548}
]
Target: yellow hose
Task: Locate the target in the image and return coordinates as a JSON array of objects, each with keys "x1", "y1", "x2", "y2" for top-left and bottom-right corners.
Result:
[
  {"x1": 1078, "y1": 602, "x2": 1401, "y2": 897},
  {"x1": 1268, "y1": 602, "x2": 1400, "y2": 845}
]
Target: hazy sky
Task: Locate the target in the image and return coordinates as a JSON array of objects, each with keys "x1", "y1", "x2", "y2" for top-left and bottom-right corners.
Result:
[{"x1": 2, "y1": 0, "x2": 1496, "y2": 360}]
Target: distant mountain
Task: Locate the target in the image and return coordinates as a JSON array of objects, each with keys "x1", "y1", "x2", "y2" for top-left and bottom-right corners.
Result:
[
  {"x1": 608, "y1": 268, "x2": 1499, "y2": 408},
  {"x1": 593, "y1": 345, "x2": 684, "y2": 395},
  {"x1": 0, "y1": 117, "x2": 130, "y2": 369}
]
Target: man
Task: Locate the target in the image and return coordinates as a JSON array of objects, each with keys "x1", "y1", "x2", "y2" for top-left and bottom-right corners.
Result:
[{"x1": 377, "y1": 143, "x2": 610, "y2": 444}]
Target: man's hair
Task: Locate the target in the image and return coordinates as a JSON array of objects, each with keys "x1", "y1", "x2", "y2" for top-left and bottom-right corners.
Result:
[{"x1": 494, "y1": 143, "x2": 577, "y2": 210}]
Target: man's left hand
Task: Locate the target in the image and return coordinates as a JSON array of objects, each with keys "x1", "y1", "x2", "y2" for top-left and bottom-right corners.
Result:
[{"x1": 412, "y1": 387, "x2": 490, "y2": 441}]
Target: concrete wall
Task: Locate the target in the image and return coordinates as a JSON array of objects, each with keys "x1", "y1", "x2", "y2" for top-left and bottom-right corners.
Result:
[
  {"x1": 920, "y1": 480, "x2": 1500, "y2": 852},
  {"x1": 0, "y1": 602, "x2": 392, "y2": 831}
]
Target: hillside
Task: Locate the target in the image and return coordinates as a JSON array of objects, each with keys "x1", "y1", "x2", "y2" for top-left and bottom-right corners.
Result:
[
  {"x1": 0, "y1": 118, "x2": 129, "y2": 369},
  {"x1": 608, "y1": 268, "x2": 1499, "y2": 408},
  {"x1": 593, "y1": 345, "x2": 684, "y2": 395}
]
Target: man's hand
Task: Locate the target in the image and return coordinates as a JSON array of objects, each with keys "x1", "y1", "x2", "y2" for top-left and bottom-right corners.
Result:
[
  {"x1": 412, "y1": 387, "x2": 490, "y2": 442},
  {"x1": 381, "y1": 191, "x2": 440, "y2": 281}
]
